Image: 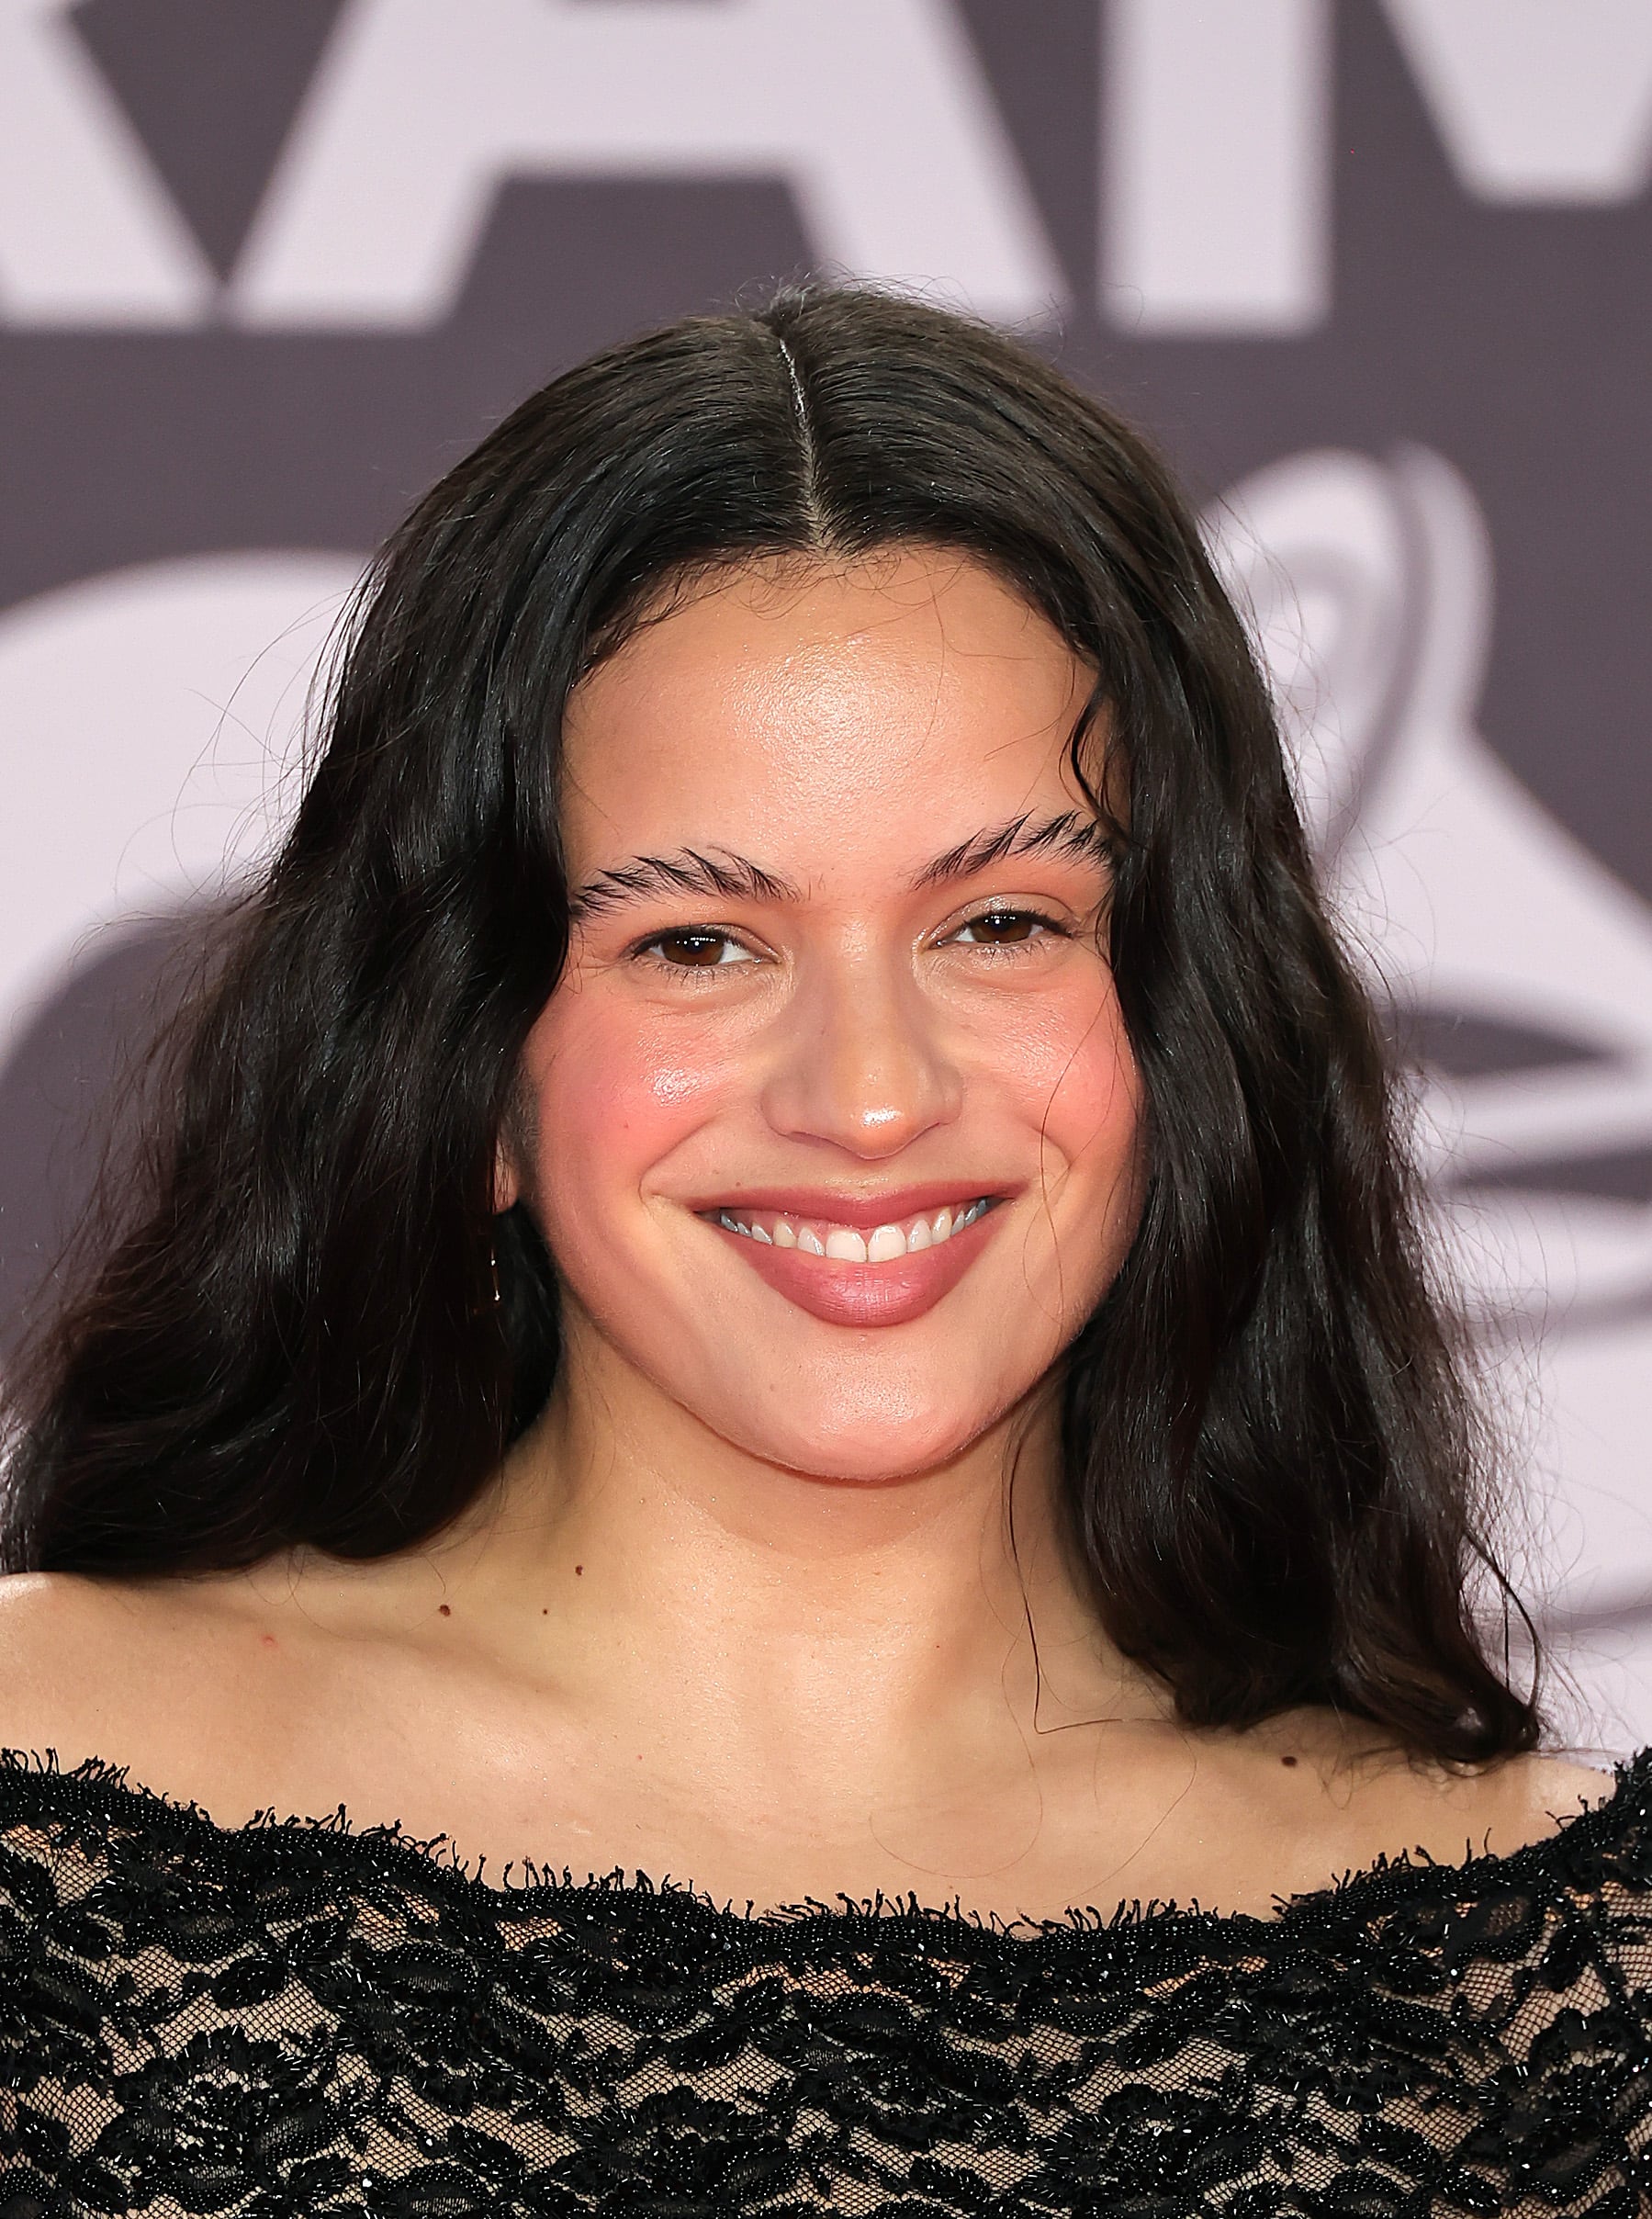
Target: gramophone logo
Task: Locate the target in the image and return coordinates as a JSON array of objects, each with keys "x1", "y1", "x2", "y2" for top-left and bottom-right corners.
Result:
[{"x1": 1208, "y1": 447, "x2": 1652, "y2": 1340}]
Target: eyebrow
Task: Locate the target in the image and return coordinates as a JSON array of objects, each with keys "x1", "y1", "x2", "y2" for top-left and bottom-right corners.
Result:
[
  {"x1": 910, "y1": 808, "x2": 1113, "y2": 893},
  {"x1": 567, "y1": 809, "x2": 1113, "y2": 924}
]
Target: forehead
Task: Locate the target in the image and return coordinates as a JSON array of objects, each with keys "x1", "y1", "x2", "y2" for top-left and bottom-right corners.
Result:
[{"x1": 557, "y1": 549, "x2": 1097, "y2": 857}]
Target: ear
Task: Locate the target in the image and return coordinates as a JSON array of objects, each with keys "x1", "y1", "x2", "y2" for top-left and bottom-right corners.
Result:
[
  {"x1": 494, "y1": 1060, "x2": 540, "y2": 1211},
  {"x1": 491, "y1": 1129, "x2": 523, "y2": 1214}
]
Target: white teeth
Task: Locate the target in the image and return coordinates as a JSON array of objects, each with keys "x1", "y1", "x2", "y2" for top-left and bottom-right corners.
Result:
[{"x1": 710, "y1": 1196, "x2": 997, "y2": 1264}]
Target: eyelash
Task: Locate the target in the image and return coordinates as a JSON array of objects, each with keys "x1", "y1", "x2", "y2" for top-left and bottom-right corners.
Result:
[{"x1": 629, "y1": 907, "x2": 1073, "y2": 978}]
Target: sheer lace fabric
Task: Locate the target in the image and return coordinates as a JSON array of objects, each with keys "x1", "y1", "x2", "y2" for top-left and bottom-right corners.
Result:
[{"x1": 3, "y1": 1747, "x2": 1652, "y2": 2216}]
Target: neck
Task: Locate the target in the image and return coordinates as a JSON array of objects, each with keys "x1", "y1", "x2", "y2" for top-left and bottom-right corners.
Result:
[{"x1": 408, "y1": 1327, "x2": 1164, "y2": 1817}]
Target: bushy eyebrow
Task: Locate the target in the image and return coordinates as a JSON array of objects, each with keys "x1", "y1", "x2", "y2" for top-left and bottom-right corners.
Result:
[
  {"x1": 568, "y1": 809, "x2": 1112, "y2": 924},
  {"x1": 908, "y1": 808, "x2": 1112, "y2": 892},
  {"x1": 568, "y1": 847, "x2": 797, "y2": 924}
]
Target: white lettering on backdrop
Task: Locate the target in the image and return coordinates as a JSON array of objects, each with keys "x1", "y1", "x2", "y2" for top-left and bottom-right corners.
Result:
[
  {"x1": 230, "y1": 0, "x2": 1064, "y2": 327},
  {"x1": 1383, "y1": 0, "x2": 1652, "y2": 204},
  {"x1": 1106, "y1": 0, "x2": 1652, "y2": 332},
  {"x1": 9, "y1": 1, "x2": 1652, "y2": 331},
  {"x1": 0, "y1": 0, "x2": 213, "y2": 323},
  {"x1": 1103, "y1": 0, "x2": 1331, "y2": 334}
]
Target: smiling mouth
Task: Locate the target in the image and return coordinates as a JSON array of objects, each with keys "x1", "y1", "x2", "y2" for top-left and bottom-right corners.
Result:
[{"x1": 696, "y1": 1196, "x2": 999, "y2": 1264}]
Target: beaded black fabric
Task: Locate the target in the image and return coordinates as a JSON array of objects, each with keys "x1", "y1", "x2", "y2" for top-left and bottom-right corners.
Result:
[{"x1": 3, "y1": 1748, "x2": 1652, "y2": 2216}]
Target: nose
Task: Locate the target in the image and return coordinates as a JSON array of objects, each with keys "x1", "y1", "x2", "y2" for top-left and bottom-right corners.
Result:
[{"x1": 759, "y1": 944, "x2": 962, "y2": 1158}]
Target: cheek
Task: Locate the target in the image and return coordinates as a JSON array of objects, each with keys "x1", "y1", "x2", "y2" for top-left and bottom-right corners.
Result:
[
  {"x1": 995, "y1": 987, "x2": 1145, "y2": 1322},
  {"x1": 520, "y1": 989, "x2": 733, "y2": 1210},
  {"x1": 996, "y1": 982, "x2": 1142, "y2": 1174}
]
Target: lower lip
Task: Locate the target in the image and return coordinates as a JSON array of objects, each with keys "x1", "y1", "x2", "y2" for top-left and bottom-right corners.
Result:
[{"x1": 699, "y1": 1204, "x2": 1003, "y2": 1327}]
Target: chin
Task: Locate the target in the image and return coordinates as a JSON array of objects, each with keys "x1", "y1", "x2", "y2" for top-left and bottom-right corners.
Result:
[{"x1": 716, "y1": 1394, "x2": 1000, "y2": 1486}]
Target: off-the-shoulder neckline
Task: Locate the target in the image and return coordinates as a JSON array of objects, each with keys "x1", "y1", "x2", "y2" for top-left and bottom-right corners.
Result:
[{"x1": 0, "y1": 1742, "x2": 1644, "y2": 1957}]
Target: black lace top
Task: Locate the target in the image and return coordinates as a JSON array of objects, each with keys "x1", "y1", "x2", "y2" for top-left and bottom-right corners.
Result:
[{"x1": 4, "y1": 1749, "x2": 1652, "y2": 2216}]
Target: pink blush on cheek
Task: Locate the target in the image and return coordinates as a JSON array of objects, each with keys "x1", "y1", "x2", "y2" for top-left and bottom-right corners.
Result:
[
  {"x1": 995, "y1": 987, "x2": 1139, "y2": 1128},
  {"x1": 555, "y1": 1066, "x2": 685, "y2": 1163},
  {"x1": 525, "y1": 1006, "x2": 732, "y2": 1218}
]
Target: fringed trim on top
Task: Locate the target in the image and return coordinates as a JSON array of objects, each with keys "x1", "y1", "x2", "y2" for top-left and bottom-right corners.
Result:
[{"x1": 1, "y1": 1740, "x2": 1647, "y2": 1960}]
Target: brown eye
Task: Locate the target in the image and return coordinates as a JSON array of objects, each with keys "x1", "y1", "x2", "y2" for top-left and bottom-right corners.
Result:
[
  {"x1": 637, "y1": 929, "x2": 753, "y2": 971},
  {"x1": 951, "y1": 908, "x2": 1064, "y2": 948}
]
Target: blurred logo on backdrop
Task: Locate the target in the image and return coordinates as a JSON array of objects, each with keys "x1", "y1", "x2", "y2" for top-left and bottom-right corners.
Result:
[
  {"x1": 1208, "y1": 449, "x2": 1652, "y2": 1335},
  {"x1": 0, "y1": 558, "x2": 362, "y2": 1357}
]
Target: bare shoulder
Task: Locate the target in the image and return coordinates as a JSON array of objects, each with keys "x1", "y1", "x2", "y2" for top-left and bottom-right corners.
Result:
[
  {"x1": 0, "y1": 1551, "x2": 477, "y2": 1829},
  {"x1": 0, "y1": 1569, "x2": 176, "y2": 1747},
  {"x1": 1347, "y1": 1740, "x2": 1622, "y2": 1868},
  {"x1": 0, "y1": 1566, "x2": 153, "y2": 1690},
  {"x1": 0, "y1": 1565, "x2": 283, "y2": 1782},
  {"x1": 1486, "y1": 1748, "x2": 1624, "y2": 1834},
  {"x1": 1215, "y1": 1708, "x2": 1627, "y2": 1902}
]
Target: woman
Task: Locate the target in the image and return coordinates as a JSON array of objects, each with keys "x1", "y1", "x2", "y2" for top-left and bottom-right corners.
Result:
[{"x1": 0, "y1": 286, "x2": 1646, "y2": 2214}]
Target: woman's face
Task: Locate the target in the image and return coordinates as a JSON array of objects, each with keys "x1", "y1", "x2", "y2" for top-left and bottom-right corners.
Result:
[{"x1": 509, "y1": 547, "x2": 1144, "y2": 1480}]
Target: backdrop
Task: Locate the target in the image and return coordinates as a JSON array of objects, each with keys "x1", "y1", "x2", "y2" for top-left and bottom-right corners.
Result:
[{"x1": 2, "y1": 0, "x2": 1648, "y2": 1750}]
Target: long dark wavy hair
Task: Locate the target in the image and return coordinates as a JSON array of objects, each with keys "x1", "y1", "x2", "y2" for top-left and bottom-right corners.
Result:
[{"x1": 0, "y1": 285, "x2": 1540, "y2": 1763}]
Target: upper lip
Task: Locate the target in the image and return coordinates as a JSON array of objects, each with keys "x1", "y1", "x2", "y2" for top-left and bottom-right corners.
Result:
[{"x1": 687, "y1": 1182, "x2": 1013, "y2": 1231}]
